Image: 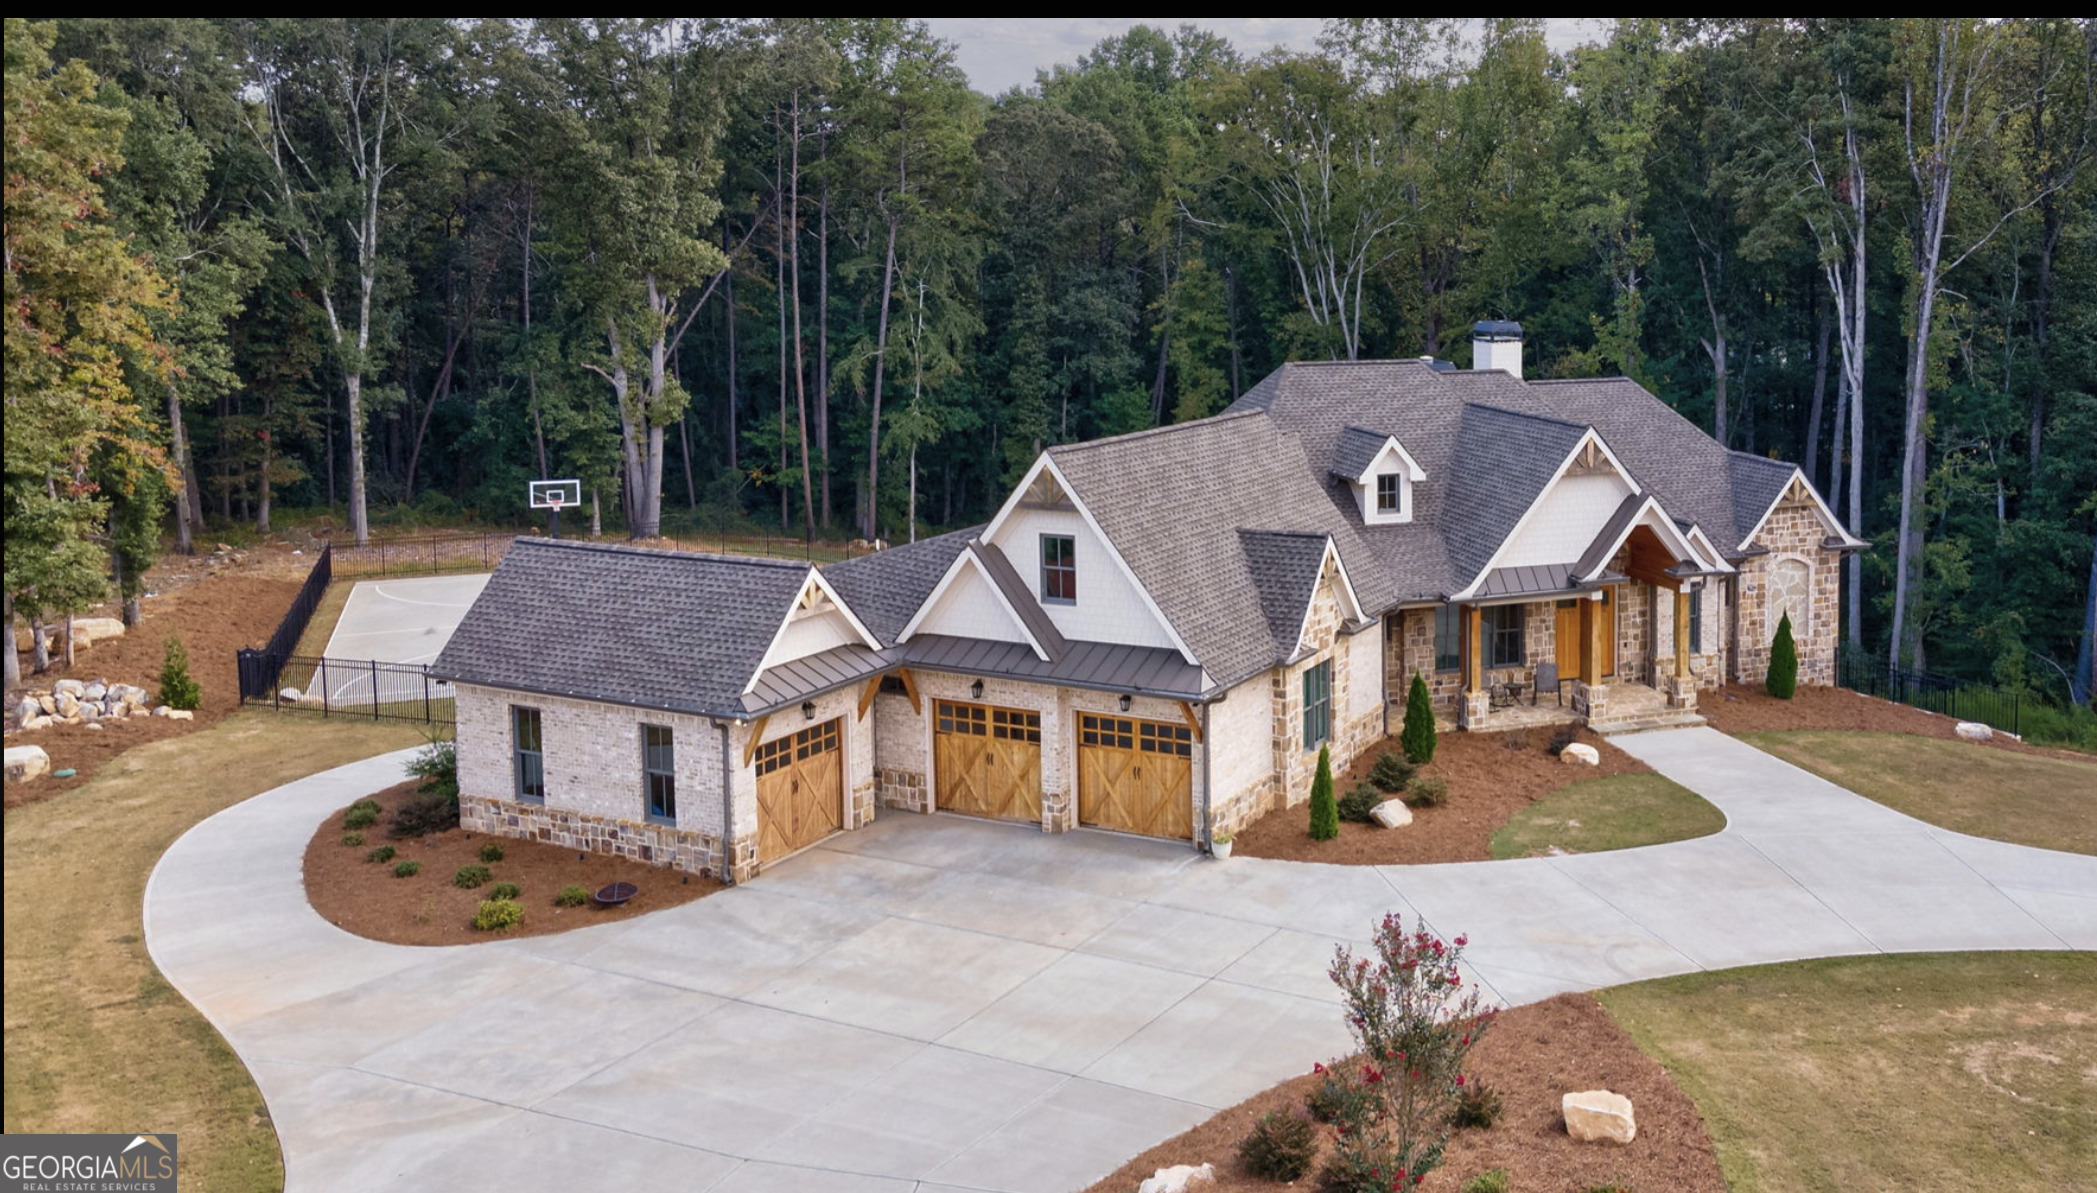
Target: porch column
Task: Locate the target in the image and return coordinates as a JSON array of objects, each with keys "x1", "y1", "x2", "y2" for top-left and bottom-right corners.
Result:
[
  {"x1": 1459, "y1": 603, "x2": 1489, "y2": 729},
  {"x1": 1575, "y1": 591, "x2": 1608, "y2": 721},
  {"x1": 1673, "y1": 588, "x2": 1690, "y2": 677}
]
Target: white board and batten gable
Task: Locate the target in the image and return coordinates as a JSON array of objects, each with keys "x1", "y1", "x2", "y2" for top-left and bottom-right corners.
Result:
[
  {"x1": 747, "y1": 568, "x2": 882, "y2": 692},
  {"x1": 901, "y1": 548, "x2": 1052, "y2": 658},
  {"x1": 1494, "y1": 431, "x2": 1639, "y2": 572},
  {"x1": 1347, "y1": 435, "x2": 1428, "y2": 526},
  {"x1": 933, "y1": 454, "x2": 1195, "y2": 661}
]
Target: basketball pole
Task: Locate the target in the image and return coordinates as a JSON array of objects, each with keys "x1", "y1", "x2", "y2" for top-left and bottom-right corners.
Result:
[{"x1": 549, "y1": 503, "x2": 561, "y2": 540}]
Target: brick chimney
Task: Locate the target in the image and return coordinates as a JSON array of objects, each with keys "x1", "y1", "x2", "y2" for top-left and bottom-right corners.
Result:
[{"x1": 1472, "y1": 320, "x2": 1523, "y2": 379}]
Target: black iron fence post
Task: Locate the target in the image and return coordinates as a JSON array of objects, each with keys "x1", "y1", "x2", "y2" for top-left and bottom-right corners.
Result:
[{"x1": 320, "y1": 656, "x2": 330, "y2": 718}]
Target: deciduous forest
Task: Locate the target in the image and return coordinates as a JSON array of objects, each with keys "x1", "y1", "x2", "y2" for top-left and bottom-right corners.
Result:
[{"x1": 6, "y1": 17, "x2": 2094, "y2": 703}]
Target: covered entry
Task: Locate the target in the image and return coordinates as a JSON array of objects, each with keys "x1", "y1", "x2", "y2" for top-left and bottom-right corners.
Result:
[
  {"x1": 933, "y1": 700, "x2": 1043, "y2": 822},
  {"x1": 1077, "y1": 713, "x2": 1194, "y2": 839},
  {"x1": 754, "y1": 718, "x2": 843, "y2": 862},
  {"x1": 1555, "y1": 590, "x2": 1617, "y2": 679}
]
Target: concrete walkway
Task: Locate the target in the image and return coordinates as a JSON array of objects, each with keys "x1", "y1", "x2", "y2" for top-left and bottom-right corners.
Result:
[{"x1": 146, "y1": 728, "x2": 2095, "y2": 1192}]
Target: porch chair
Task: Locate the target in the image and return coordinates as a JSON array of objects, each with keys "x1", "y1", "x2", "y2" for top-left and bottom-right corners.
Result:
[{"x1": 1532, "y1": 662, "x2": 1569, "y2": 706}]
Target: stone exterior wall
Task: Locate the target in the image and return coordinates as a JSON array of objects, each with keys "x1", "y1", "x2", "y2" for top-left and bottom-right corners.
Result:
[
  {"x1": 1391, "y1": 608, "x2": 1463, "y2": 717},
  {"x1": 1733, "y1": 501, "x2": 1841, "y2": 686},
  {"x1": 1649, "y1": 579, "x2": 1729, "y2": 690},
  {"x1": 1268, "y1": 561, "x2": 1380, "y2": 812},
  {"x1": 872, "y1": 689, "x2": 930, "y2": 812},
  {"x1": 1616, "y1": 578, "x2": 1654, "y2": 685},
  {"x1": 454, "y1": 682, "x2": 730, "y2": 876}
]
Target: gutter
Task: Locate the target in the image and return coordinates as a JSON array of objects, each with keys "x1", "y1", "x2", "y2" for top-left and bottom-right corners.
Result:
[
  {"x1": 715, "y1": 719, "x2": 736, "y2": 885},
  {"x1": 1199, "y1": 700, "x2": 1214, "y2": 855}
]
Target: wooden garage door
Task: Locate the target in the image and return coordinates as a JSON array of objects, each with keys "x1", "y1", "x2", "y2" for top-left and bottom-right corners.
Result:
[
  {"x1": 933, "y1": 700, "x2": 1042, "y2": 822},
  {"x1": 754, "y1": 718, "x2": 842, "y2": 862},
  {"x1": 1077, "y1": 714, "x2": 1193, "y2": 839}
]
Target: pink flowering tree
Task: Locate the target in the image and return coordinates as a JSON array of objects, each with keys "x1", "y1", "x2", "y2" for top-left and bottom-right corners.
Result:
[{"x1": 1318, "y1": 912, "x2": 1495, "y2": 1191}]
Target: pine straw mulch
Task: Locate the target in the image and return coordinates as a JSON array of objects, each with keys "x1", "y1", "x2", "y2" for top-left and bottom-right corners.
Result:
[
  {"x1": 1698, "y1": 682, "x2": 2085, "y2": 760},
  {"x1": 1234, "y1": 728, "x2": 1648, "y2": 865},
  {"x1": 1082, "y1": 992, "x2": 1723, "y2": 1193},
  {"x1": 303, "y1": 780, "x2": 720, "y2": 946}
]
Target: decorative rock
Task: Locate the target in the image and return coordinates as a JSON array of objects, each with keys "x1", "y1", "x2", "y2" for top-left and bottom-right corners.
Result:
[
  {"x1": 280, "y1": 687, "x2": 303, "y2": 702},
  {"x1": 55, "y1": 692, "x2": 81, "y2": 718},
  {"x1": 1372, "y1": 798, "x2": 1415, "y2": 828},
  {"x1": 72, "y1": 618, "x2": 125, "y2": 645},
  {"x1": 1563, "y1": 1089, "x2": 1636, "y2": 1144},
  {"x1": 1954, "y1": 721, "x2": 1993, "y2": 742},
  {"x1": 4, "y1": 745, "x2": 52, "y2": 783},
  {"x1": 1138, "y1": 1164, "x2": 1215, "y2": 1193},
  {"x1": 16, "y1": 699, "x2": 37, "y2": 723},
  {"x1": 38, "y1": 694, "x2": 57, "y2": 715},
  {"x1": 20, "y1": 715, "x2": 52, "y2": 731},
  {"x1": 163, "y1": 709, "x2": 194, "y2": 721},
  {"x1": 1559, "y1": 742, "x2": 1601, "y2": 766},
  {"x1": 83, "y1": 681, "x2": 108, "y2": 701},
  {"x1": 79, "y1": 704, "x2": 101, "y2": 722},
  {"x1": 53, "y1": 678, "x2": 86, "y2": 697},
  {"x1": 85, "y1": 722, "x2": 104, "y2": 731}
]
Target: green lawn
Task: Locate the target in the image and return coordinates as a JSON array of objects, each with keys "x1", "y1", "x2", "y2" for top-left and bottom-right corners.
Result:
[
  {"x1": 4, "y1": 712, "x2": 425, "y2": 1193},
  {"x1": 1598, "y1": 953, "x2": 2097, "y2": 1193},
  {"x1": 1739, "y1": 730, "x2": 2097, "y2": 856},
  {"x1": 1488, "y1": 771, "x2": 1725, "y2": 859}
]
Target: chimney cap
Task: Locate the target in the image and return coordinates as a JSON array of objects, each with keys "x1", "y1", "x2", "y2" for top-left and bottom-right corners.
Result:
[{"x1": 1472, "y1": 320, "x2": 1523, "y2": 340}]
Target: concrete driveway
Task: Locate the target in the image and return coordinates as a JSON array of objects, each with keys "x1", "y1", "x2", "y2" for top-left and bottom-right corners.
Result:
[{"x1": 145, "y1": 728, "x2": 2095, "y2": 1192}]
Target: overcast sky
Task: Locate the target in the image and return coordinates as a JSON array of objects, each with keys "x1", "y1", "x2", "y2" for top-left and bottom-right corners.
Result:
[{"x1": 924, "y1": 18, "x2": 1612, "y2": 95}]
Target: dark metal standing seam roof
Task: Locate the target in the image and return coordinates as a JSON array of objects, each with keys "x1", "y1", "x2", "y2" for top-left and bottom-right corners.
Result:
[
  {"x1": 966, "y1": 540, "x2": 1070, "y2": 661},
  {"x1": 900, "y1": 635, "x2": 1207, "y2": 699},
  {"x1": 430, "y1": 538, "x2": 814, "y2": 719}
]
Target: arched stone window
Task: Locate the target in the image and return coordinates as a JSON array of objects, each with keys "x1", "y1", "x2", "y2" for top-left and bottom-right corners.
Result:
[{"x1": 1769, "y1": 556, "x2": 1812, "y2": 637}]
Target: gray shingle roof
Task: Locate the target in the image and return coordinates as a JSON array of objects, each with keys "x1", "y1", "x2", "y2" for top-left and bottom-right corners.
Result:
[
  {"x1": 1328, "y1": 426, "x2": 1391, "y2": 481},
  {"x1": 431, "y1": 538, "x2": 815, "y2": 718},
  {"x1": 1727, "y1": 452, "x2": 1800, "y2": 549},
  {"x1": 1238, "y1": 530, "x2": 1333, "y2": 657},
  {"x1": 820, "y1": 527, "x2": 976, "y2": 646},
  {"x1": 1047, "y1": 411, "x2": 1396, "y2": 690},
  {"x1": 1442, "y1": 405, "x2": 1590, "y2": 588}
]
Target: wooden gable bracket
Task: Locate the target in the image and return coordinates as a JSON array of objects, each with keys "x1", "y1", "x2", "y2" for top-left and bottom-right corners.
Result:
[
  {"x1": 1177, "y1": 700, "x2": 1204, "y2": 743},
  {"x1": 856, "y1": 675, "x2": 881, "y2": 721},
  {"x1": 740, "y1": 713, "x2": 771, "y2": 767},
  {"x1": 896, "y1": 667, "x2": 923, "y2": 715}
]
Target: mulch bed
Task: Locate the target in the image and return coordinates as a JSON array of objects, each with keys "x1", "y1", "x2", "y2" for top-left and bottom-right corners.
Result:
[
  {"x1": 5, "y1": 565, "x2": 308, "y2": 805},
  {"x1": 1083, "y1": 992, "x2": 1723, "y2": 1193},
  {"x1": 1235, "y1": 728, "x2": 1648, "y2": 865},
  {"x1": 1698, "y1": 682, "x2": 2079, "y2": 758},
  {"x1": 303, "y1": 780, "x2": 721, "y2": 946}
]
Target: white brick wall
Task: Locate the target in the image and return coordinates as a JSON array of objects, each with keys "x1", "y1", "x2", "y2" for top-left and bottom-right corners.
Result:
[
  {"x1": 1500, "y1": 471, "x2": 1635, "y2": 568},
  {"x1": 1207, "y1": 669, "x2": 1275, "y2": 836},
  {"x1": 990, "y1": 506, "x2": 1179, "y2": 650},
  {"x1": 726, "y1": 680, "x2": 877, "y2": 864}
]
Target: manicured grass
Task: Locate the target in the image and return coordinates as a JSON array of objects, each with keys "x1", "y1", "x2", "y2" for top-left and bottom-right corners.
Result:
[
  {"x1": 289, "y1": 578, "x2": 353, "y2": 657},
  {"x1": 3, "y1": 712, "x2": 425, "y2": 1193},
  {"x1": 1598, "y1": 953, "x2": 2097, "y2": 1193},
  {"x1": 1488, "y1": 772, "x2": 1724, "y2": 859},
  {"x1": 1738, "y1": 730, "x2": 2097, "y2": 856}
]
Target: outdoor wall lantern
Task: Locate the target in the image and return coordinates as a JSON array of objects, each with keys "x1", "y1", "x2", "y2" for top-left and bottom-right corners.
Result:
[
  {"x1": 970, "y1": 679, "x2": 985, "y2": 700},
  {"x1": 1118, "y1": 694, "x2": 1133, "y2": 712},
  {"x1": 801, "y1": 701, "x2": 816, "y2": 720}
]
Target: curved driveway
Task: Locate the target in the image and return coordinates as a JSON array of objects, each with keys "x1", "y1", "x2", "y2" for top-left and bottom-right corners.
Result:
[{"x1": 146, "y1": 728, "x2": 2095, "y2": 1192}]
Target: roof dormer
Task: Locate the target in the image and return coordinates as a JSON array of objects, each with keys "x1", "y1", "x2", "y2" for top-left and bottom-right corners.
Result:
[{"x1": 1329, "y1": 426, "x2": 1426, "y2": 526}]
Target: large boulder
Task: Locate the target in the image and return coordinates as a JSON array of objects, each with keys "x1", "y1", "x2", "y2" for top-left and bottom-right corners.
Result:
[
  {"x1": 151, "y1": 706, "x2": 195, "y2": 721},
  {"x1": 1372, "y1": 798, "x2": 1415, "y2": 828},
  {"x1": 53, "y1": 678, "x2": 86, "y2": 697},
  {"x1": 54, "y1": 692, "x2": 80, "y2": 718},
  {"x1": 1954, "y1": 721, "x2": 1993, "y2": 742},
  {"x1": 1138, "y1": 1164, "x2": 1215, "y2": 1193},
  {"x1": 1563, "y1": 1089, "x2": 1636, "y2": 1144},
  {"x1": 4, "y1": 745, "x2": 52, "y2": 783},
  {"x1": 71, "y1": 618, "x2": 126, "y2": 646},
  {"x1": 83, "y1": 681, "x2": 108, "y2": 701},
  {"x1": 1559, "y1": 742, "x2": 1601, "y2": 766}
]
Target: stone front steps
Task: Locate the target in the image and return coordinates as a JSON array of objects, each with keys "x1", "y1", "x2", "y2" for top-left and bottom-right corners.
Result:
[{"x1": 1589, "y1": 711, "x2": 1708, "y2": 735}]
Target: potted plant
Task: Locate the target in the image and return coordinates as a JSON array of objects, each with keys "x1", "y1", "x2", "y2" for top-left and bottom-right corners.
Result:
[{"x1": 1211, "y1": 831, "x2": 1235, "y2": 860}]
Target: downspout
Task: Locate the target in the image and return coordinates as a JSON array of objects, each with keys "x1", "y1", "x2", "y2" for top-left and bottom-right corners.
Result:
[
  {"x1": 716, "y1": 720, "x2": 736, "y2": 885},
  {"x1": 1199, "y1": 700, "x2": 1214, "y2": 855}
]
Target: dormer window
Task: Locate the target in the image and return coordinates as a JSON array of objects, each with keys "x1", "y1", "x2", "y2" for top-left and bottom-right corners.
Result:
[
  {"x1": 1376, "y1": 474, "x2": 1402, "y2": 514},
  {"x1": 1041, "y1": 534, "x2": 1077, "y2": 603}
]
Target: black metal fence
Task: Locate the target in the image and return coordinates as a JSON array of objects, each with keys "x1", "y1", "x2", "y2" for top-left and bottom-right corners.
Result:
[
  {"x1": 237, "y1": 543, "x2": 333, "y2": 703},
  {"x1": 325, "y1": 527, "x2": 883, "y2": 582},
  {"x1": 1836, "y1": 646, "x2": 2022, "y2": 736},
  {"x1": 246, "y1": 654, "x2": 456, "y2": 725}
]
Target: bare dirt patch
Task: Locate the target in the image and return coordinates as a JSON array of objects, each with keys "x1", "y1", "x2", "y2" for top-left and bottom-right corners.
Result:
[
  {"x1": 303, "y1": 781, "x2": 721, "y2": 946},
  {"x1": 1082, "y1": 992, "x2": 1723, "y2": 1193},
  {"x1": 6, "y1": 568, "x2": 306, "y2": 804},
  {"x1": 1700, "y1": 682, "x2": 2078, "y2": 759},
  {"x1": 1236, "y1": 728, "x2": 1651, "y2": 864}
]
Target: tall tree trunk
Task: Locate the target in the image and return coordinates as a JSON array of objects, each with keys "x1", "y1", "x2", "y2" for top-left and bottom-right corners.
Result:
[
  {"x1": 680, "y1": 410, "x2": 696, "y2": 509},
  {"x1": 908, "y1": 443, "x2": 919, "y2": 543},
  {"x1": 816, "y1": 127, "x2": 832, "y2": 528},
  {"x1": 2075, "y1": 529, "x2": 2095, "y2": 706},
  {"x1": 862, "y1": 217, "x2": 898, "y2": 540},
  {"x1": 724, "y1": 223, "x2": 739, "y2": 473},
  {"x1": 590, "y1": 487, "x2": 602, "y2": 537},
  {"x1": 1806, "y1": 303, "x2": 1830, "y2": 487},
  {"x1": 775, "y1": 155, "x2": 789, "y2": 531},
  {"x1": 404, "y1": 315, "x2": 470, "y2": 498},
  {"x1": 30, "y1": 615, "x2": 50, "y2": 675},
  {"x1": 1696, "y1": 255, "x2": 1729, "y2": 447},
  {"x1": 2, "y1": 595, "x2": 18, "y2": 690},
  {"x1": 165, "y1": 381, "x2": 197, "y2": 554},
  {"x1": 256, "y1": 407, "x2": 273, "y2": 534},
  {"x1": 787, "y1": 92, "x2": 814, "y2": 538},
  {"x1": 2027, "y1": 200, "x2": 2062, "y2": 474},
  {"x1": 522, "y1": 186, "x2": 548, "y2": 478}
]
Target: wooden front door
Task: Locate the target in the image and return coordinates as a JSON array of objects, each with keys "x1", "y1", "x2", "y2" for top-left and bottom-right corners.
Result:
[
  {"x1": 754, "y1": 718, "x2": 843, "y2": 863},
  {"x1": 933, "y1": 700, "x2": 1042, "y2": 822},
  {"x1": 1077, "y1": 713, "x2": 1194, "y2": 840},
  {"x1": 1555, "y1": 600, "x2": 1582, "y2": 675}
]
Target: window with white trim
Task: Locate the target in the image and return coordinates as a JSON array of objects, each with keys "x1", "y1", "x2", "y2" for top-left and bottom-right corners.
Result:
[
  {"x1": 1376, "y1": 474, "x2": 1402, "y2": 514},
  {"x1": 512, "y1": 706, "x2": 544, "y2": 803},
  {"x1": 1302, "y1": 661, "x2": 1332, "y2": 749},
  {"x1": 642, "y1": 724, "x2": 676, "y2": 824},
  {"x1": 1040, "y1": 534, "x2": 1076, "y2": 604}
]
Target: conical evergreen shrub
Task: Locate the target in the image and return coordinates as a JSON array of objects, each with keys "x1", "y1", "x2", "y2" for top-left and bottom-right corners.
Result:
[
  {"x1": 1767, "y1": 612, "x2": 1798, "y2": 699},
  {"x1": 1308, "y1": 744, "x2": 1339, "y2": 841},
  {"x1": 1400, "y1": 671, "x2": 1438, "y2": 764}
]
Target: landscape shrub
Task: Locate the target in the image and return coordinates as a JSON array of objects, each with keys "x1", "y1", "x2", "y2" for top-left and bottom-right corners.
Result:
[
  {"x1": 341, "y1": 832, "x2": 365, "y2": 848},
  {"x1": 389, "y1": 790, "x2": 458, "y2": 839},
  {"x1": 1308, "y1": 744, "x2": 1339, "y2": 841},
  {"x1": 1451, "y1": 1079, "x2": 1503, "y2": 1129},
  {"x1": 1370, "y1": 752, "x2": 1417, "y2": 793},
  {"x1": 452, "y1": 864, "x2": 492, "y2": 889},
  {"x1": 157, "y1": 636, "x2": 202, "y2": 711},
  {"x1": 350, "y1": 797, "x2": 382, "y2": 816},
  {"x1": 478, "y1": 842, "x2": 505, "y2": 864},
  {"x1": 406, "y1": 737, "x2": 459, "y2": 798},
  {"x1": 365, "y1": 845, "x2": 396, "y2": 864},
  {"x1": 1236, "y1": 1109, "x2": 1318, "y2": 1181},
  {"x1": 1401, "y1": 672, "x2": 1438, "y2": 764},
  {"x1": 1460, "y1": 1170, "x2": 1510, "y2": 1193},
  {"x1": 392, "y1": 860, "x2": 421, "y2": 878},
  {"x1": 489, "y1": 882, "x2": 521, "y2": 901},
  {"x1": 554, "y1": 884, "x2": 590, "y2": 908},
  {"x1": 1502, "y1": 727, "x2": 1530, "y2": 752},
  {"x1": 343, "y1": 805, "x2": 380, "y2": 831},
  {"x1": 1409, "y1": 776, "x2": 1450, "y2": 808},
  {"x1": 1547, "y1": 724, "x2": 1579, "y2": 757},
  {"x1": 1339, "y1": 782, "x2": 1384, "y2": 823},
  {"x1": 472, "y1": 899, "x2": 523, "y2": 932},
  {"x1": 1316, "y1": 912, "x2": 1494, "y2": 1192},
  {"x1": 1767, "y1": 612, "x2": 1798, "y2": 699},
  {"x1": 1306, "y1": 1070, "x2": 1373, "y2": 1125}
]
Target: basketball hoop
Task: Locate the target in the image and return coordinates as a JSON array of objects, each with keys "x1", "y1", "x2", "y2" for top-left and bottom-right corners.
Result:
[{"x1": 529, "y1": 479, "x2": 582, "y2": 539}]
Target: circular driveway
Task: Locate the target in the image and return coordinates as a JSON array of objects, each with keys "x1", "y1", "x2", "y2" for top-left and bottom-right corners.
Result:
[{"x1": 146, "y1": 729, "x2": 2096, "y2": 1192}]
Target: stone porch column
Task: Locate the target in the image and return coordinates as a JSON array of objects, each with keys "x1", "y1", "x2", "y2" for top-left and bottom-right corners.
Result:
[
  {"x1": 1668, "y1": 587, "x2": 1698, "y2": 711},
  {"x1": 1573, "y1": 591, "x2": 1608, "y2": 721},
  {"x1": 1459, "y1": 604, "x2": 1490, "y2": 728}
]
